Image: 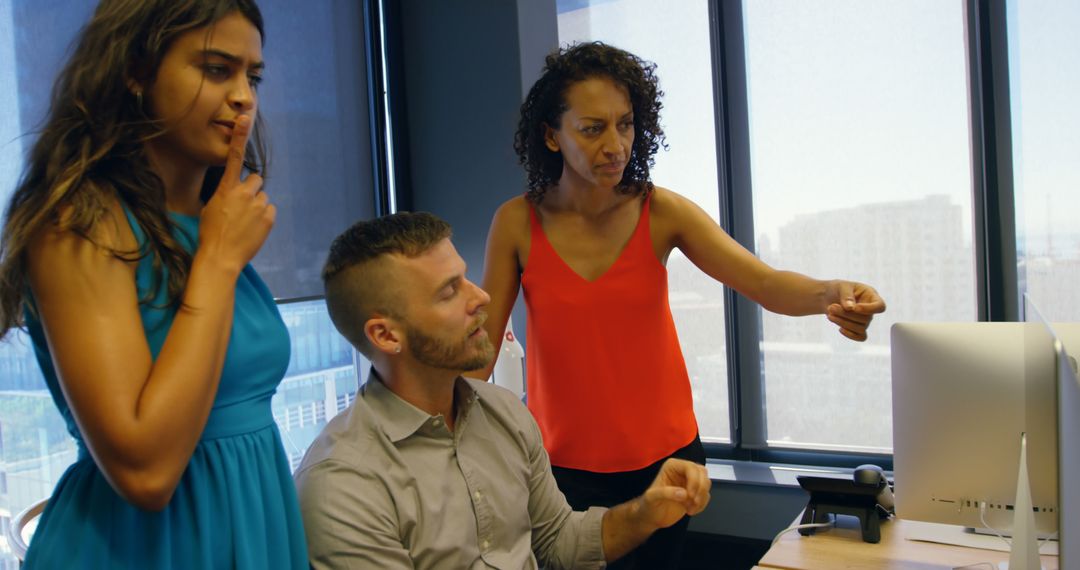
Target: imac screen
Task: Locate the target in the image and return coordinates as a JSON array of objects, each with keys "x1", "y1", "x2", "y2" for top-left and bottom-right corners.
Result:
[
  {"x1": 1026, "y1": 296, "x2": 1080, "y2": 568},
  {"x1": 891, "y1": 322, "x2": 1058, "y2": 536}
]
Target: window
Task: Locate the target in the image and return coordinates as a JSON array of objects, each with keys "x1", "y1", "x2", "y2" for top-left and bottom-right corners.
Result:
[
  {"x1": 744, "y1": 0, "x2": 975, "y2": 453},
  {"x1": 1008, "y1": 0, "x2": 1080, "y2": 322},
  {"x1": 0, "y1": 3, "x2": 373, "y2": 564},
  {"x1": 274, "y1": 300, "x2": 368, "y2": 473}
]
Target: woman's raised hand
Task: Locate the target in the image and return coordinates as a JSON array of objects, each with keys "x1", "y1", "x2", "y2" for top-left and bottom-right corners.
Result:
[{"x1": 198, "y1": 115, "x2": 276, "y2": 275}]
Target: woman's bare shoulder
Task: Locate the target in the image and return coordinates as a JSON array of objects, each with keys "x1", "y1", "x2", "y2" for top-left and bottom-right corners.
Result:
[
  {"x1": 496, "y1": 194, "x2": 531, "y2": 218},
  {"x1": 27, "y1": 193, "x2": 138, "y2": 262},
  {"x1": 649, "y1": 185, "x2": 694, "y2": 210},
  {"x1": 490, "y1": 194, "x2": 532, "y2": 236},
  {"x1": 648, "y1": 185, "x2": 701, "y2": 223},
  {"x1": 484, "y1": 194, "x2": 533, "y2": 272}
]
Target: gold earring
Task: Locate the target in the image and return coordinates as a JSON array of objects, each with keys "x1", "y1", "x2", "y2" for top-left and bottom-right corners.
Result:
[
  {"x1": 135, "y1": 90, "x2": 143, "y2": 109},
  {"x1": 394, "y1": 346, "x2": 402, "y2": 354}
]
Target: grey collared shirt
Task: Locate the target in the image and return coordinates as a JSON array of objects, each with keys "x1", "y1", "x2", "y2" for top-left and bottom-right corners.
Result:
[{"x1": 294, "y1": 371, "x2": 608, "y2": 569}]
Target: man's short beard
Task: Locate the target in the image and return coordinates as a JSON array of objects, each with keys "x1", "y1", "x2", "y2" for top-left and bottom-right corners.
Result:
[{"x1": 406, "y1": 324, "x2": 495, "y2": 372}]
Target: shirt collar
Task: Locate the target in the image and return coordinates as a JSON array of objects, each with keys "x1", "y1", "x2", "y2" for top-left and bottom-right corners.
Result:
[{"x1": 362, "y1": 367, "x2": 480, "y2": 443}]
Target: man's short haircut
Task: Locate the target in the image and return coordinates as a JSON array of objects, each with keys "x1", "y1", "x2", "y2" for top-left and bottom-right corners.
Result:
[{"x1": 322, "y1": 212, "x2": 452, "y2": 358}]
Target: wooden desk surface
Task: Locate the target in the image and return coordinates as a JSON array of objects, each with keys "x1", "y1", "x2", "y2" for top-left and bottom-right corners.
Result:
[{"x1": 759, "y1": 514, "x2": 1059, "y2": 570}]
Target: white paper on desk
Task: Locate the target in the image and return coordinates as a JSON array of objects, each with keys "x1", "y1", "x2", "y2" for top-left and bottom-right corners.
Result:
[{"x1": 904, "y1": 520, "x2": 1059, "y2": 555}]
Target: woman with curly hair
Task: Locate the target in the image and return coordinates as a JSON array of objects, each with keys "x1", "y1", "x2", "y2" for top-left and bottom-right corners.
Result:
[
  {"x1": 0, "y1": 0, "x2": 307, "y2": 567},
  {"x1": 474, "y1": 42, "x2": 887, "y2": 568}
]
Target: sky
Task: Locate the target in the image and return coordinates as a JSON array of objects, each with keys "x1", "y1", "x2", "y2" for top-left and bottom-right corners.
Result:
[{"x1": 1008, "y1": 0, "x2": 1080, "y2": 255}]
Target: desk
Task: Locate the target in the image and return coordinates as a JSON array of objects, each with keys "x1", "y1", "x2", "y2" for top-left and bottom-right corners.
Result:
[{"x1": 758, "y1": 514, "x2": 1059, "y2": 569}]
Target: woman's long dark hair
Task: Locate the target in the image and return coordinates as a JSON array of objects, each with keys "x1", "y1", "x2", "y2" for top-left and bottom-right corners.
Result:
[
  {"x1": 515, "y1": 41, "x2": 667, "y2": 203},
  {"x1": 0, "y1": 0, "x2": 267, "y2": 339}
]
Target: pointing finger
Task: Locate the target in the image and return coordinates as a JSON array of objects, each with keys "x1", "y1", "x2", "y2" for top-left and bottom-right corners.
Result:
[
  {"x1": 853, "y1": 298, "x2": 887, "y2": 315},
  {"x1": 220, "y1": 115, "x2": 252, "y2": 189}
]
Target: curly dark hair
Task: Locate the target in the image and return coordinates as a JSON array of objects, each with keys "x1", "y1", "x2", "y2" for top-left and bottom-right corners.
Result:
[{"x1": 514, "y1": 41, "x2": 667, "y2": 203}]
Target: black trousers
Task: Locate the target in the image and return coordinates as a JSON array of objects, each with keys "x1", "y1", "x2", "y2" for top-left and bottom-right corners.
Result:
[{"x1": 550, "y1": 435, "x2": 707, "y2": 570}]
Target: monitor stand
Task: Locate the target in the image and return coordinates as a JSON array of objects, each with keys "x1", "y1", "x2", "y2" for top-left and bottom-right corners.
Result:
[{"x1": 1000, "y1": 432, "x2": 1045, "y2": 570}]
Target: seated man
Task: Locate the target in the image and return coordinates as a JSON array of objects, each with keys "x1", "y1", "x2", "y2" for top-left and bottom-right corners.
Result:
[{"x1": 295, "y1": 212, "x2": 711, "y2": 569}]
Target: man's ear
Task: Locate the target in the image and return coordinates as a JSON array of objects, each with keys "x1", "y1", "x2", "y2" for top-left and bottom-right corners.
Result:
[
  {"x1": 365, "y1": 315, "x2": 402, "y2": 356},
  {"x1": 543, "y1": 122, "x2": 560, "y2": 153}
]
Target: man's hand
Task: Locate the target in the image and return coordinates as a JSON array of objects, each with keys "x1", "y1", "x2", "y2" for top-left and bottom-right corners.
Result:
[
  {"x1": 826, "y1": 281, "x2": 887, "y2": 342},
  {"x1": 637, "y1": 458, "x2": 711, "y2": 529},
  {"x1": 601, "y1": 458, "x2": 711, "y2": 562}
]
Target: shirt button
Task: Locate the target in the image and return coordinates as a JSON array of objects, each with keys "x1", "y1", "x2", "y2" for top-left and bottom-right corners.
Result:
[
  {"x1": 482, "y1": 539, "x2": 490, "y2": 550},
  {"x1": 432, "y1": 419, "x2": 442, "y2": 428},
  {"x1": 474, "y1": 491, "x2": 482, "y2": 500}
]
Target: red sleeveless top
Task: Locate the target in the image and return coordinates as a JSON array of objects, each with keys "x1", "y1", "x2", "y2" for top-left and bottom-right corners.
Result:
[{"x1": 521, "y1": 193, "x2": 698, "y2": 472}]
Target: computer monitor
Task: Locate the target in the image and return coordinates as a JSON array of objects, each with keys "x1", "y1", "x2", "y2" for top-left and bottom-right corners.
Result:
[
  {"x1": 1026, "y1": 300, "x2": 1080, "y2": 569},
  {"x1": 1056, "y1": 336, "x2": 1079, "y2": 569},
  {"x1": 891, "y1": 322, "x2": 1058, "y2": 537}
]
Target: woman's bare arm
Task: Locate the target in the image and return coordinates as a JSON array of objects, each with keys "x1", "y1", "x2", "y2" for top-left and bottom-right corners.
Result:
[
  {"x1": 652, "y1": 188, "x2": 885, "y2": 340},
  {"x1": 465, "y1": 197, "x2": 529, "y2": 380},
  {"x1": 27, "y1": 118, "x2": 275, "y2": 510}
]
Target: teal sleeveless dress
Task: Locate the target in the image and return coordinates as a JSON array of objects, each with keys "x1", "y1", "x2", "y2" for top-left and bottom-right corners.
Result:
[{"x1": 21, "y1": 210, "x2": 308, "y2": 568}]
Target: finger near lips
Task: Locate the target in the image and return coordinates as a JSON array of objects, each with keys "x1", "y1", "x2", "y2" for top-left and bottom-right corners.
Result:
[
  {"x1": 231, "y1": 114, "x2": 251, "y2": 145},
  {"x1": 220, "y1": 115, "x2": 252, "y2": 188}
]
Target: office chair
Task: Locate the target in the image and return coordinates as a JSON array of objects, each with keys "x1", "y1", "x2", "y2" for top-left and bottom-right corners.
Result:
[{"x1": 6, "y1": 496, "x2": 47, "y2": 562}]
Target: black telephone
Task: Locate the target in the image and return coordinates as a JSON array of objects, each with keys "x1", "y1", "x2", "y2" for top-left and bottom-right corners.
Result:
[{"x1": 795, "y1": 464, "x2": 895, "y2": 543}]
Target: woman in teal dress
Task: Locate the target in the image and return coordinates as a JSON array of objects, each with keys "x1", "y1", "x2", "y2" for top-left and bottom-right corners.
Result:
[{"x1": 0, "y1": 0, "x2": 307, "y2": 567}]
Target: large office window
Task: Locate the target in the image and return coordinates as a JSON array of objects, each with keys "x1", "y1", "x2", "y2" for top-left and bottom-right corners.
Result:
[
  {"x1": 273, "y1": 300, "x2": 368, "y2": 473},
  {"x1": 0, "y1": 3, "x2": 372, "y2": 564},
  {"x1": 557, "y1": 0, "x2": 731, "y2": 443},
  {"x1": 744, "y1": 1, "x2": 976, "y2": 453},
  {"x1": 1008, "y1": 0, "x2": 1080, "y2": 322}
]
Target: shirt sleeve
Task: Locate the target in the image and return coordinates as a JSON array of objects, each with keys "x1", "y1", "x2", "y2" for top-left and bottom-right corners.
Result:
[
  {"x1": 521, "y1": 408, "x2": 608, "y2": 569},
  {"x1": 295, "y1": 459, "x2": 416, "y2": 570}
]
